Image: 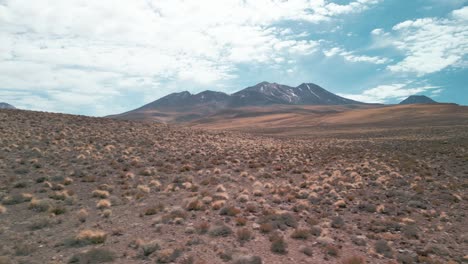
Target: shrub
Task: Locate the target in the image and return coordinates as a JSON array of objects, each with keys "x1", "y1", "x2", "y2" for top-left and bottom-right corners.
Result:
[
  {"x1": 186, "y1": 199, "x2": 204, "y2": 211},
  {"x1": 69, "y1": 248, "x2": 116, "y2": 263},
  {"x1": 374, "y1": 240, "x2": 393, "y2": 258},
  {"x1": 49, "y1": 191, "x2": 68, "y2": 200},
  {"x1": 331, "y1": 216, "x2": 345, "y2": 229},
  {"x1": 28, "y1": 198, "x2": 51, "y2": 212},
  {"x1": 2, "y1": 193, "x2": 31, "y2": 205},
  {"x1": 29, "y1": 217, "x2": 54, "y2": 230},
  {"x1": 96, "y1": 199, "x2": 111, "y2": 209},
  {"x1": 324, "y1": 244, "x2": 339, "y2": 257},
  {"x1": 235, "y1": 217, "x2": 247, "y2": 226},
  {"x1": 14, "y1": 242, "x2": 35, "y2": 256},
  {"x1": 77, "y1": 209, "x2": 88, "y2": 223},
  {"x1": 270, "y1": 235, "x2": 287, "y2": 254},
  {"x1": 75, "y1": 230, "x2": 107, "y2": 244},
  {"x1": 141, "y1": 240, "x2": 161, "y2": 257},
  {"x1": 299, "y1": 246, "x2": 313, "y2": 256},
  {"x1": 310, "y1": 226, "x2": 322, "y2": 236},
  {"x1": 219, "y1": 205, "x2": 241, "y2": 216},
  {"x1": 236, "y1": 228, "x2": 253, "y2": 244},
  {"x1": 232, "y1": 255, "x2": 262, "y2": 264},
  {"x1": 260, "y1": 223, "x2": 274, "y2": 233},
  {"x1": 102, "y1": 209, "x2": 112, "y2": 218},
  {"x1": 208, "y1": 223, "x2": 232, "y2": 237},
  {"x1": 342, "y1": 255, "x2": 366, "y2": 264},
  {"x1": 195, "y1": 221, "x2": 210, "y2": 234},
  {"x1": 50, "y1": 205, "x2": 67, "y2": 215},
  {"x1": 402, "y1": 224, "x2": 419, "y2": 239},
  {"x1": 156, "y1": 248, "x2": 182, "y2": 263},
  {"x1": 259, "y1": 212, "x2": 297, "y2": 231},
  {"x1": 92, "y1": 190, "x2": 110, "y2": 198},
  {"x1": 290, "y1": 228, "x2": 310, "y2": 240}
]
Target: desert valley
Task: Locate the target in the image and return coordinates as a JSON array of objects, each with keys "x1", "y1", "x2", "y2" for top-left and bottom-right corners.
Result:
[{"x1": 1, "y1": 82, "x2": 467, "y2": 264}]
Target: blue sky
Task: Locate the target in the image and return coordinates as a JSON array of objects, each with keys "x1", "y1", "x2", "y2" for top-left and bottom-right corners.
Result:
[{"x1": 0, "y1": 0, "x2": 467, "y2": 116}]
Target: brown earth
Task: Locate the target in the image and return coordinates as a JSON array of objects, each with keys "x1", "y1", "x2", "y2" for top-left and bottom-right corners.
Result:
[{"x1": 0, "y1": 108, "x2": 467, "y2": 264}]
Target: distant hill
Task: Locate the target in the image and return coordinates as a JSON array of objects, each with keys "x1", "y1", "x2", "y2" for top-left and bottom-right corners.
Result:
[
  {"x1": 111, "y1": 82, "x2": 365, "y2": 122},
  {"x1": 0, "y1": 102, "x2": 15, "y2": 109},
  {"x1": 399, "y1": 95, "x2": 437, "y2": 105}
]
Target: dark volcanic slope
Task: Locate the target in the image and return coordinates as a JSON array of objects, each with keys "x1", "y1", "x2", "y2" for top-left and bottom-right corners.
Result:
[
  {"x1": 149, "y1": 82, "x2": 364, "y2": 109},
  {"x1": 399, "y1": 95, "x2": 437, "y2": 105},
  {"x1": 1, "y1": 109, "x2": 467, "y2": 264},
  {"x1": 111, "y1": 82, "x2": 365, "y2": 122},
  {"x1": 0, "y1": 102, "x2": 15, "y2": 109}
]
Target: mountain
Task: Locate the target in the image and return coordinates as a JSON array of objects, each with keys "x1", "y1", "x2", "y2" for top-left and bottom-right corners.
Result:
[
  {"x1": 399, "y1": 95, "x2": 437, "y2": 105},
  {"x1": 110, "y1": 82, "x2": 366, "y2": 123},
  {"x1": 130, "y1": 82, "x2": 363, "y2": 110},
  {"x1": 0, "y1": 102, "x2": 16, "y2": 109}
]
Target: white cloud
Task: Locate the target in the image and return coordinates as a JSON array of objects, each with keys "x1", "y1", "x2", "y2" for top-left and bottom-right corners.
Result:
[
  {"x1": 0, "y1": 0, "x2": 381, "y2": 115},
  {"x1": 383, "y1": 7, "x2": 468, "y2": 76},
  {"x1": 323, "y1": 47, "x2": 390, "y2": 64},
  {"x1": 338, "y1": 83, "x2": 441, "y2": 103},
  {"x1": 452, "y1": 6, "x2": 468, "y2": 20}
]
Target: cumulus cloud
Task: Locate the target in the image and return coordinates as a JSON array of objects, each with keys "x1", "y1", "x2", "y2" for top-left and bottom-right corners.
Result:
[
  {"x1": 338, "y1": 84, "x2": 441, "y2": 104},
  {"x1": 324, "y1": 47, "x2": 390, "y2": 64},
  {"x1": 382, "y1": 6, "x2": 468, "y2": 76},
  {"x1": 0, "y1": 0, "x2": 381, "y2": 115}
]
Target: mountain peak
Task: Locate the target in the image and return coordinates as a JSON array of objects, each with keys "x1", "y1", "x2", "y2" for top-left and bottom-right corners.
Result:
[
  {"x1": 400, "y1": 95, "x2": 437, "y2": 105},
  {"x1": 0, "y1": 102, "x2": 16, "y2": 109},
  {"x1": 125, "y1": 81, "x2": 365, "y2": 113}
]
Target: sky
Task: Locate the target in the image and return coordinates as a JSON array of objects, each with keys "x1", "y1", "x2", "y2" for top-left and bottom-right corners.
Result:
[{"x1": 0, "y1": 0, "x2": 467, "y2": 116}]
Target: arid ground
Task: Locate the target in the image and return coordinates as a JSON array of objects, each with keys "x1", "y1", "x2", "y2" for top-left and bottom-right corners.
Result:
[{"x1": 0, "y1": 109, "x2": 467, "y2": 264}]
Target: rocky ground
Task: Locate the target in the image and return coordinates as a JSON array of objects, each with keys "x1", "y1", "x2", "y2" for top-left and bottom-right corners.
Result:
[{"x1": 0, "y1": 109, "x2": 467, "y2": 264}]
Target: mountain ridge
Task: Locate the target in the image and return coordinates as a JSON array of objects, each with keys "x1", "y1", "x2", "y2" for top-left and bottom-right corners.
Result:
[{"x1": 133, "y1": 81, "x2": 365, "y2": 112}]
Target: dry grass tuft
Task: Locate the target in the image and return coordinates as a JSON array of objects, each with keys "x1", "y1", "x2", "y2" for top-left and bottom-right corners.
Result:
[
  {"x1": 75, "y1": 230, "x2": 107, "y2": 244},
  {"x1": 96, "y1": 199, "x2": 111, "y2": 209}
]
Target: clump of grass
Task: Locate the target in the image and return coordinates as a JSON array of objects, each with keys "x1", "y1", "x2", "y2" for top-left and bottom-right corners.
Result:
[
  {"x1": 290, "y1": 228, "x2": 310, "y2": 240},
  {"x1": 77, "y1": 209, "x2": 89, "y2": 223},
  {"x1": 29, "y1": 217, "x2": 54, "y2": 230},
  {"x1": 208, "y1": 223, "x2": 232, "y2": 237},
  {"x1": 219, "y1": 205, "x2": 241, "y2": 216},
  {"x1": 236, "y1": 228, "x2": 253, "y2": 244},
  {"x1": 260, "y1": 223, "x2": 274, "y2": 233},
  {"x1": 299, "y1": 246, "x2": 313, "y2": 256},
  {"x1": 69, "y1": 248, "x2": 116, "y2": 263},
  {"x1": 195, "y1": 221, "x2": 210, "y2": 234},
  {"x1": 270, "y1": 234, "x2": 287, "y2": 254},
  {"x1": 92, "y1": 190, "x2": 110, "y2": 198},
  {"x1": 156, "y1": 248, "x2": 182, "y2": 263},
  {"x1": 232, "y1": 255, "x2": 262, "y2": 264},
  {"x1": 102, "y1": 209, "x2": 112, "y2": 218},
  {"x1": 140, "y1": 240, "x2": 161, "y2": 257},
  {"x1": 49, "y1": 191, "x2": 69, "y2": 200},
  {"x1": 186, "y1": 198, "x2": 204, "y2": 211},
  {"x1": 2, "y1": 193, "x2": 32, "y2": 205},
  {"x1": 235, "y1": 217, "x2": 247, "y2": 226},
  {"x1": 28, "y1": 198, "x2": 51, "y2": 212},
  {"x1": 374, "y1": 240, "x2": 393, "y2": 258},
  {"x1": 14, "y1": 242, "x2": 35, "y2": 256},
  {"x1": 324, "y1": 244, "x2": 339, "y2": 257},
  {"x1": 331, "y1": 216, "x2": 345, "y2": 229},
  {"x1": 342, "y1": 255, "x2": 366, "y2": 264},
  {"x1": 259, "y1": 212, "x2": 297, "y2": 231},
  {"x1": 49, "y1": 204, "x2": 67, "y2": 215},
  {"x1": 75, "y1": 230, "x2": 107, "y2": 244},
  {"x1": 96, "y1": 199, "x2": 111, "y2": 209}
]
